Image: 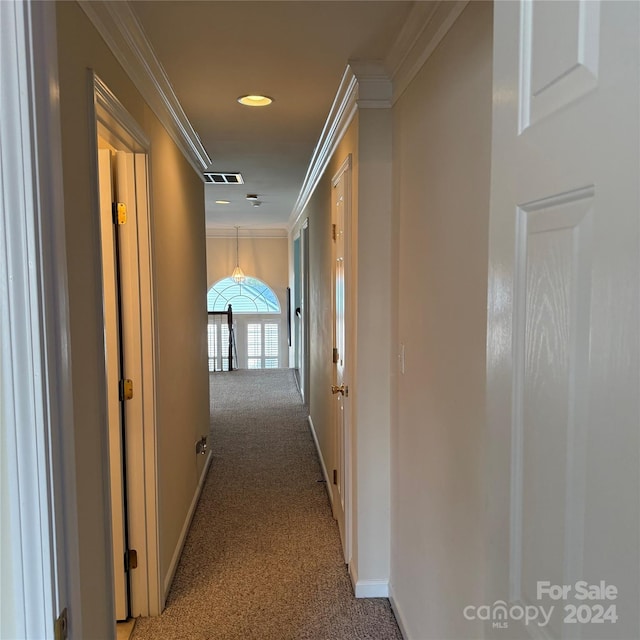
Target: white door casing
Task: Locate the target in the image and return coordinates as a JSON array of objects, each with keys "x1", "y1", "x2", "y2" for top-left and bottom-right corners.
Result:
[
  {"x1": 0, "y1": 1, "x2": 78, "y2": 636},
  {"x1": 92, "y1": 74, "x2": 161, "y2": 617},
  {"x1": 486, "y1": 2, "x2": 639, "y2": 639},
  {"x1": 114, "y1": 150, "x2": 152, "y2": 617}
]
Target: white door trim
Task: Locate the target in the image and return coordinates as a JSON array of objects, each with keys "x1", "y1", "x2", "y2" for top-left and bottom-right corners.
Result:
[
  {"x1": 90, "y1": 72, "x2": 162, "y2": 617},
  {"x1": 0, "y1": 0, "x2": 80, "y2": 636}
]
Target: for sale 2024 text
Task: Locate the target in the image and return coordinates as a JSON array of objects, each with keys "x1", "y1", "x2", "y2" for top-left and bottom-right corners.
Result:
[{"x1": 538, "y1": 581, "x2": 618, "y2": 625}]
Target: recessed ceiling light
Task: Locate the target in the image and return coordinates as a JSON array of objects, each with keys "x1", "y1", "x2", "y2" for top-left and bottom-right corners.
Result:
[
  {"x1": 215, "y1": 200, "x2": 231, "y2": 205},
  {"x1": 237, "y1": 94, "x2": 273, "y2": 107}
]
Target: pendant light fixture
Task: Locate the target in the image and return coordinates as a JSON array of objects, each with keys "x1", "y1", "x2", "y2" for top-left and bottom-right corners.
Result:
[{"x1": 231, "y1": 225, "x2": 246, "y2": 283}]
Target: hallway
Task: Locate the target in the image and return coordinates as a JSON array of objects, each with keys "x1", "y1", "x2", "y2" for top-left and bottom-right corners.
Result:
[{"x1": 131, "y1": 370, "x2": 401, "y2": 640}]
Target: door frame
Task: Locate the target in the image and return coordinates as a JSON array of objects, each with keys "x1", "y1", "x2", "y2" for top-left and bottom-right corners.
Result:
[
  {"x1": 90, "y1": 72, "x2": 161, "y2": 617},
  {"x1": 331, "y1": 155, "x2": 353, "y2": 564},
  {"x1": 292, "y1": 233, "x2": 302, "y2": 385},
  {"x1": 0, "y1": 1, "x2": 80, "y2": 636}
]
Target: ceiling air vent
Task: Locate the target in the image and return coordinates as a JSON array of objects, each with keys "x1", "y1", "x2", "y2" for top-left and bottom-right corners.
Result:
[{"x1": 203, "y1": 172, "x2": 244, "y2": 185}]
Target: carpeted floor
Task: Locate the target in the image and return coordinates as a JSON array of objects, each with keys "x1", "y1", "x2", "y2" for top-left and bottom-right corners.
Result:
[{"x1": 131, "y1": 369, "x2": 402, "y2": 640}]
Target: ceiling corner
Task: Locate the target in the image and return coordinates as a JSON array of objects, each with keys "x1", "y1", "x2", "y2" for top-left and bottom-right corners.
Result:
[
  {"x1": 288, "y1": 65, "x2": 359, "y2": 232},
  {"x1": 78, "y1": 0, "x2": 211, "y2": 176},
  {"x1": 348, "y1": 60, "x2": 392, "y2": 108},
  {"x1": 385, "y1": 0, "x2": 470, "y2": 105}
]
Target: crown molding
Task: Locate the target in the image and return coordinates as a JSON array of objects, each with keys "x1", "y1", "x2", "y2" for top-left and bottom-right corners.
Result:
[
  {"x1": 287, "y1": 62, "x2": 392, "y2": 232},
  {"x1": 385, "y1": 0, "x2": 470, "y2": 105},
  {"x1": 78, "y1": 0, "x2": 211, "y2": 178},
  {"x1": 288, "y1": 65, "x2": 358, "y2": 232},
  {"x1": 287, "y1": 1, "x2": 470, "y2": 232},
  {"x1": 349, "y1": 60, "x2": 393, "y2": 109},
  {"x1": 206, "y1": 228, "x2": 288, "y2": 239}
]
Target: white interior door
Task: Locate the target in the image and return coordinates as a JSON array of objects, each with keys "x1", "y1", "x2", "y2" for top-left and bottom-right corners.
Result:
[
  {"x1": 98, "y1": 148, "x2": 128, "y2": 621},
  {"x1": 331, "y1": 164, "x2": 351, "y2": 563},
  {"x1": 486, "y1": 2, "x2": 639, "y2": 639},
  {"x1": 114, "y1": 150, "x2": 150, "y2": 617}
]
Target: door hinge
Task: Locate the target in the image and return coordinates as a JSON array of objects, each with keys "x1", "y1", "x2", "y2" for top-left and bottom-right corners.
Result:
[
  {"x1": 112, "y1": 202, "x2": 127, "y2": 225},
  {"x1": 333, "y1": 347, "x2": 339, "y2": 364},
  {"x1": 119, "y1": 378, "x2": 133, "y2": 401},
  {"x1": 332, "y1": 223, "x2": 337, "y2": 241},
  {"x1": 125, "y1": 549, "x2": 138, "y2": 572},
  {"x1": 333, "y1": 469, "x2": 337, "y2": 485},
  {"x1": 54, "y1": 608, "x2": 68, "y2": 640}
]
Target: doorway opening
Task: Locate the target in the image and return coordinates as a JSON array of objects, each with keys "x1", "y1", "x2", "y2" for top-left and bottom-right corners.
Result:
[
  {"x1": 91, "y1": 74, "x2": 161, "y2": 620},
  {"x1": 293, "y1": 220, "x2": 310, "y2": 404}
]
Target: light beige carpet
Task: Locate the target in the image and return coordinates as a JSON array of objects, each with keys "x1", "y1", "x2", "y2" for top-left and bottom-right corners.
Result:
[{"x1": 131, "y1": 369, "x2": 402, "y2": 640}]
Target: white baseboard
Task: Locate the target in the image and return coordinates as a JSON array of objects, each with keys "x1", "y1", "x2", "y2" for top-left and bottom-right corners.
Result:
[
  {"x1": 163, "y1": 449, "x2": 212, "y2": 603},
  {"x1": 355, "y1": 579, "x2": 390, "y2": 598},
  {"x1": 349, "y1": 563, "x2": 390, "y2": 598},
  {"x1": 307, "y1": 415, "x2": 333, "y2": 508},
  {"x1": 389, "y1": 584, "x2": 409, "y2": 639}
]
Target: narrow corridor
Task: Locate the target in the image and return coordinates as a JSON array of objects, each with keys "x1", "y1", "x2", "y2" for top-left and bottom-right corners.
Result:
[{"x1": 131, "y1": 370, "x2": 401, "y2": 640}]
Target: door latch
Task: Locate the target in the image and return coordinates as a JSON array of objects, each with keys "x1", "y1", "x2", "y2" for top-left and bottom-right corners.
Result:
[{"x1": 331, "y1": 384, "x2": 348, "y2": 397}]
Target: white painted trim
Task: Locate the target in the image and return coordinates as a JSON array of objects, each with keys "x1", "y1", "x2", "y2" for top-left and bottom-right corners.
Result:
[
  {"x1": 91, "y1": 72, "x2": 162, "y2": 617},
  {"x1": 385, "y1": 0, "x2": 470, "y2": 105},
  {"x1": 288, "y1": 66, "x2": 358, "y2": 232},
  {"x1": 78, "y1": 0, "x2": 211, "y2": 177},
  {"x1": 307, "y1": 416, "x2": 333, "y2": 508},
  {"x1": 0, "y1": 1, "x2": 79, "y2": 636},
  {"x1": 134, "y1": 153, "x2": 162, "y2": 616},
  {"x1": 163, "y1": 451, "x2": 213, "y2": 602},
  {"x1": 30, "y1": 1, "x2": 83, "y2": 632},
  {"x1": 355, "y1": 580, "x2": 390, "y2": 598},
  {"x1": 385, "y1": 1, "x2": 439, "y2": 78},
  {"x1": 206, "y1": 227, "x2": 288, "y2": 239},
  {"x1": 288, "y1": 1, "x2": 468, "y2": 232},
  {"x1": 388, "y1": 587, "x2": 409, "y2": 640},
  {"x1": 349, "y1": 564, "x2": 389, "y2": 598},
  {"x1": 94, "y1": 75, "x2": 150, "y2": 150},
  {"x1": 349, "y1": 60, "x2": 393, "y2": 108},
  {"x1": 288, "y1": 62, "x2": 392, "y2": 233}
]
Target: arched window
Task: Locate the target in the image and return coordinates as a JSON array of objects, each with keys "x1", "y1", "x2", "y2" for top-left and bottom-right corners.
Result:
[
  {"x1": 207, "y1": 276, "x2": 280, "y2": 314},
  {"x1": 207, "y1": 277, "x2": 282, "y2": 371}
]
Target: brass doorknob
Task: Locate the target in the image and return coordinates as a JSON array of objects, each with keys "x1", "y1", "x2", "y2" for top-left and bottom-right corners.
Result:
[{"x1": 331, "y1": 384, "x2": 348, "y2": 397}]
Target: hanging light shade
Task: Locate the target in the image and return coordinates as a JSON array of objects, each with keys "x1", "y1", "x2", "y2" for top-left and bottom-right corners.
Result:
[{"x1": 231, "y1": 226, "x2": 246, "y2": 283}]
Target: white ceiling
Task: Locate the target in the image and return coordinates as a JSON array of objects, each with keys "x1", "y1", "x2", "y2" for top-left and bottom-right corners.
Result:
[{"x1": 129, "y1": 1, "x2": 416, "y2": 232}]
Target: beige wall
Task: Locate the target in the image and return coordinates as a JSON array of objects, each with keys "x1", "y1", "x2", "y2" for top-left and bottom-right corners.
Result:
[
  {"x1": 390, "y1": 2, "x2": 493, "y2": 638},
  {"x1": 56, "y1": 3, "x2": 209, "y2": 637},
  {"x1": 206, "y1": 236, "x2": 288, "y2": 309}
]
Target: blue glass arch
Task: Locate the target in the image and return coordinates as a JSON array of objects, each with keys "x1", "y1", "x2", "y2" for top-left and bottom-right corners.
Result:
[{"x1": 207, "y1": 276, "x2": 281, "y2": 314}]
